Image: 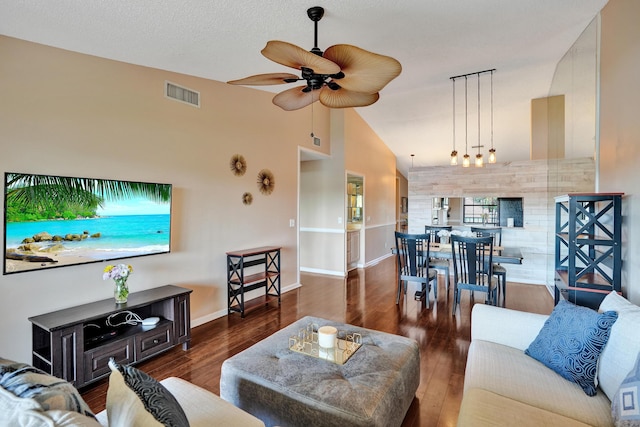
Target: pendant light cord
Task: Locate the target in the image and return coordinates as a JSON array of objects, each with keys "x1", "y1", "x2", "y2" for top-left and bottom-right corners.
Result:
[
  {"x1": 452, "y1": 78, "x2": 456, "y2": 152},
  {"x1": 490, "y1": 70, "x2": 494, "y2": 150},
  {"x1": 477, "y1": 72, "x2": 481, "y2": 155},
  {"x1": 464, "y1": 76, "x2": 468, "y2": 156}
]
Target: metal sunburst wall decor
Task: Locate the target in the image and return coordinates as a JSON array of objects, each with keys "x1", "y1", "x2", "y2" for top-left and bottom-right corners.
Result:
[
  {"x1": 242, "y1": 192, "x2": 253, "y2": 205},
  {"x1": 257, "y1": 169, "x2": 275, "y2": 195},
  {"x1": 230, "y1": 154, "x2": 247, "y2": 176}
]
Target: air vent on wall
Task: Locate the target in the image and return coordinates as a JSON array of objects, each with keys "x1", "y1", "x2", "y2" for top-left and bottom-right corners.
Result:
[{"x1": 165, "y1": 81, "x2": 200, "y2": 107}]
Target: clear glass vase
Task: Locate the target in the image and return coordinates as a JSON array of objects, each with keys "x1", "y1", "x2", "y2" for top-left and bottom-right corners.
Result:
[{"x1": 114, "y1": 279, "x2": 129, "y2": 304}]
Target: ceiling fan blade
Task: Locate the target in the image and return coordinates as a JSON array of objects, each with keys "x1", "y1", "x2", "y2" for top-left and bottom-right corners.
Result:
[
  {"x1": 227, "y1": 73, "x2": 300, "y2": 86},
  {"x1": 319, "y1": 87, "x2": 380, "y2": 109},
  {"x1": 323, "y1": 44, "x2": 402, "y2": 94},
  {"x1": 272, "y1": 86, "x2": 320, "y2": 111},
  {"x1": 262, "y1": 41, "x2": 341, "y2": 75}
]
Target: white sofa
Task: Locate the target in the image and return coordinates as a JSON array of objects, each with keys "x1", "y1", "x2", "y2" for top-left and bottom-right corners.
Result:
[
  {"x1": 0, "y1": 354, "x2": 264, "y2": 427},
  {"x1": 458, "y1": 291, "x2": 640, "y2": 427},
  {"x1": 95, "y1": 377, "x2": 265, "y2": 426}
]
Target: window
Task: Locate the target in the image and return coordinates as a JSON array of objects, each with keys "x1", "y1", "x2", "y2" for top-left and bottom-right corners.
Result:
[{"x1": 463, "y1": 197, "x2": 498, "y2": 225}]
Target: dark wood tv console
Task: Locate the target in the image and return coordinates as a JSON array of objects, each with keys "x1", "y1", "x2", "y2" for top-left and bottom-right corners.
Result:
[{"x1": 28, "y1": 285, "x2": 191, "y2": 389}]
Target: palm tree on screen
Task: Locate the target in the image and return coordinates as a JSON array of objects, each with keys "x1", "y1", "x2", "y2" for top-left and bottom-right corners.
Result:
[{"x1": 5, "y1": 173, "x2": 171, "y2": 216}]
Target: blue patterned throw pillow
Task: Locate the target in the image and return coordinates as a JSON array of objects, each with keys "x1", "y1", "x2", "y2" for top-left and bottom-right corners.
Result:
[
  {"x1": 107, "y1": 359, "x2": 189, "y2": 427},
  {"x1": 525, "y1": 300, "x2": 618, "y2": 396},
  {"x1": 612, "y1": 352, "x2": 640, "y2": 426}
]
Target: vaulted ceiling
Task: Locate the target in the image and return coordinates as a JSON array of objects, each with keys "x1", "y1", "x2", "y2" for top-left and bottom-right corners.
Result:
[{"x1": 0, "y1": 0, "x2": 608, "y2": 176}]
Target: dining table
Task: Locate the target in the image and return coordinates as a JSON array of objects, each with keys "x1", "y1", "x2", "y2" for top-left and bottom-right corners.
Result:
[
  {"x1": 429, "y1": 243, "x2": 523, "y2": 265},
  {"x1": 391, "y1": 243, "x2": 523, "y2": 265}
]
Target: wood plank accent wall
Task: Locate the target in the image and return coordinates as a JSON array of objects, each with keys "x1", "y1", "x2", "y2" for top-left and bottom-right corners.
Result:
[{"x1": 408, "y1": 157, "x2": 595, "y2": 285}]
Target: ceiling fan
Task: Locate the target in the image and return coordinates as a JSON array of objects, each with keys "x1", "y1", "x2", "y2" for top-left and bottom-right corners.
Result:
[{"x1": 227, "y1": 6, "x2": 402, "y2": 111}]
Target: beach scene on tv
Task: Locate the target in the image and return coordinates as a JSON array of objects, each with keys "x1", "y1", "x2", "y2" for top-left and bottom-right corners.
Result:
[{"x1": 4, "y1": 173, "x2": 172, "y2": 274}]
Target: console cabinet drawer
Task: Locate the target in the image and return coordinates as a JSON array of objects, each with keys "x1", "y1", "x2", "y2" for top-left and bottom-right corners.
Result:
[
  {"x1": 84, "y1": 338, "x2": 134, "y2": 381},
  {"x1": 136, "y1": 323, "x2": 173, "y2": 360}
]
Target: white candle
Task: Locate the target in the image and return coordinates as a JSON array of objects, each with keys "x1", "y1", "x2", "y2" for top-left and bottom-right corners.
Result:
[{"x1": 318, "y1": 326, "x2": 337, "y2": 348}]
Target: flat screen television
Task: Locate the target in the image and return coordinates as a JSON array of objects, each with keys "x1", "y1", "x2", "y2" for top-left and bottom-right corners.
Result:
[{"x1": 3, "y1": 172, "x2": 172, "y2": 275}]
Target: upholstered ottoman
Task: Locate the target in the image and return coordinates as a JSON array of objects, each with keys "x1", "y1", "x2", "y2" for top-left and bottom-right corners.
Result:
[{"x1": 220, "y1": 316, "x2": 420, "y2": 427}]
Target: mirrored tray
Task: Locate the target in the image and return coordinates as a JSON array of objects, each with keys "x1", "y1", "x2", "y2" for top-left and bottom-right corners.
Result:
[{"x1": 288, "y1": 323, "x2": 362, "y2": 365}]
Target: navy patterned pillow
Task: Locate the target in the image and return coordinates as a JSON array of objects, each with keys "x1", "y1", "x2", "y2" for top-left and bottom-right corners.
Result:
[
  {"x1": 525, "y1": 300, "x2": 618, "y2": 396},
  {"x1": 107, "y1": 359, "x2": 189, "y2": 427}
]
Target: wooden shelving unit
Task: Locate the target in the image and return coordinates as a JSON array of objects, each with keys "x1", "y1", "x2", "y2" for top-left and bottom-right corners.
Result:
[
  {"x1": 554, "y1": 193, "x2": 623, "y2": 309},
  {"x1": 28, "y1": 285, "x2": 191, "y2": 388},
  {"x1": 226, "y1": 246, "x2": 281, "y2": 317}
]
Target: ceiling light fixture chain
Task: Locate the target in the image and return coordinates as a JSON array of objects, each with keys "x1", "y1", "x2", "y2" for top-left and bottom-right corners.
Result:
[{"x1": 449, "y1": 68, "x2": 496, "y2": 167}]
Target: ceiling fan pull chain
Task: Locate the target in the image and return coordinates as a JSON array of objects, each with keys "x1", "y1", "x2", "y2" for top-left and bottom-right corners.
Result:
[{"x1": 310, "y1": 92, "x2": 315, "y2": 138}]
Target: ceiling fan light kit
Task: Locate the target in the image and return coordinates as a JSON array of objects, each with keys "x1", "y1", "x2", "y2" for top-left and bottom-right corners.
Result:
[
  {"x1": 228, "y1": 6, "x2": 401, "y2": 111},
  {"x1": 450, "y1": 69, "x2": 496, "y2": 167}
]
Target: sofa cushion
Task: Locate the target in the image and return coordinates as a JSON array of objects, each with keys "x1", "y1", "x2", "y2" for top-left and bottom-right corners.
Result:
[
  {"x1": 161, "y1": 377, "x2": 265, "y2": 427},
  {"x1": 0, "y1": 357, "x2": 95, "y2": 419},
  {"x1": 106, "y1": 359, "x2": 189, "y2": 427},
  {"x1": 525, "y1": 300, "x2": 617, "y2": 396},
  {"x1": 0, "y1": 386, "x2": 101, "y2": 427},
  {"x1": 1, "y1": 384, "x2": 53, "y2": 426},
  {"x1": 46, "y1": 410, "x2": 103, "y2": 427},
  {"x1": 458, "y1": 388, "x2": 593, "y2": 427},
  {"x1": 95, "y1": 377, "x2": 266, "y2": 427},
  {"x1": 465, "y1": 340, "x2": 613, "y2": 427},
  {"x1": 599, "y1": 291, "x2": 640, "y2": 401},
  {"x1": 612, "y1": 352, "x2": 640, "y2": 426}
]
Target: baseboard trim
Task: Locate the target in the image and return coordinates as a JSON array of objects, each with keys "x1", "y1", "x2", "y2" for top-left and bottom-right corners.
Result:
[{"x1": 300, "y1": 267, "x2": 345, "y2": 277}]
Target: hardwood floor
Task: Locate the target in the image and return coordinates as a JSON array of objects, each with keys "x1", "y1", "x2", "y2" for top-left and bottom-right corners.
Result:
[{"x1": 81, "y1": 256, "x2": 554, "y2": 426}]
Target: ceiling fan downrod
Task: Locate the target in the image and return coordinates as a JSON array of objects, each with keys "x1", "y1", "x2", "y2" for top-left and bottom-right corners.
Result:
[{"x1": 307, "y1": 6, "x2": 324, "y2": 56}]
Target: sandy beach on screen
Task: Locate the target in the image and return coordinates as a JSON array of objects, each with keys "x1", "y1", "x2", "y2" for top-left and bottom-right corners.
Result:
[{"x1": 4, "y1": 250, "x2": 97, "y2": 273}]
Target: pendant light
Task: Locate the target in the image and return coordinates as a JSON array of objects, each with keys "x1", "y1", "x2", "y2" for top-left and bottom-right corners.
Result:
[
  {"x1": 462, "y1": 76, "x2": 470, "y2": 167},
  {"x1": 448, "y1": 68, "x2": 496, "y2": 167},
  {"x1": 450, "y1": 78, "x2": 458, "y2": 166},
  {"x1": 475, "y1": 73, "x2": 484, "y2": 167},
  {"x1": 488, "y1": 69, "x2": 497, "y2": 163}
]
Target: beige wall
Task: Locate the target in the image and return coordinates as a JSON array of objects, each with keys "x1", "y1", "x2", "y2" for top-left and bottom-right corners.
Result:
[
  {"x1": 0, "y1": 36, "x2": 394, "y2": 362},
  {"x1": 343, "y1": 109, "x2": 397, "y2": 265},
  {"x1": 599, "y1": 0, "x2": 640, "y2": 302},
  {"x1": 299, "y1": 149, "x2": 346, "y2": 275},
  {"x1": 299, "y1": 105, "x2": 398, "y2": 274},
  {"x1": 531, "y1": 95, "x2": 565, "y2": 160}
]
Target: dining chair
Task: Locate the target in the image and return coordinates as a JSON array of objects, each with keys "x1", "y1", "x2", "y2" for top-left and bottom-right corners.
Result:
[
  {"x1": 394, "y1": 232, "x2": 438, "y2": 308},
  {"x1": 424, "y1": 225, "x2": 452, "y2": 294},
  {"x1": 450, "y1": 234, "x2": 497, "y2": 314},
  {"x1": 470, "y1": 226, "x2": 507, "y2": 307}
]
